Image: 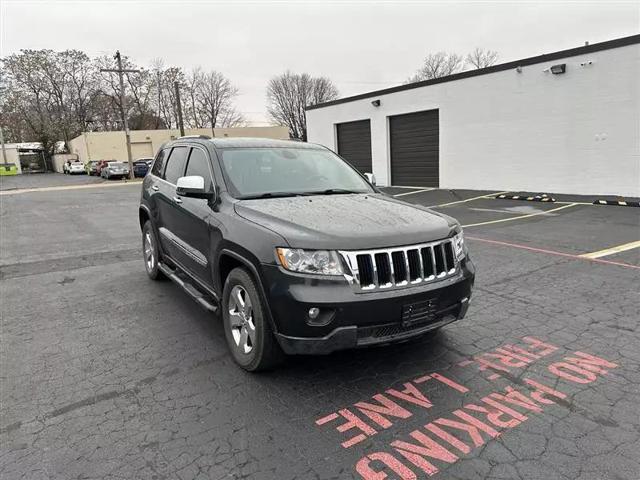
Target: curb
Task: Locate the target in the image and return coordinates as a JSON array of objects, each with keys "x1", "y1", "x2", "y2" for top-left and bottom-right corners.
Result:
[
  {"x1": 593, "y1": 199, "x2": 640, "y2": 207},
  {"x1": 496, "y1": 193, "x2": 556, "y2": 203}
]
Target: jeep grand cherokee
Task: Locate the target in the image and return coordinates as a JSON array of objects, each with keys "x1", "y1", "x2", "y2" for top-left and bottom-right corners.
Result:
[{"x1": 139, "y1": 137, "x2": 475, "y2": 371}]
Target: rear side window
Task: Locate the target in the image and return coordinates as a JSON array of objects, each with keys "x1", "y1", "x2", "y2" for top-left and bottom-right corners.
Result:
[
  {"x1": 163, "y1": 147, "x2": 189, "y2": 184},
  {"x1": 151, "y1": 149, "x2": 168, "y2": 177},
  {"x1": 185, "y1": 148, "x2": 213, "y2": 192}
]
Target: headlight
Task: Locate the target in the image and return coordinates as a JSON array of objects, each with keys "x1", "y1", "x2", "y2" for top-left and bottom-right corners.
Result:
[
  {"x1": 276, "y1": 248, "x2": 344, "y2": 276},
  {"x1": 452, "y1": 230, "x2": 465, "y2": 260}
]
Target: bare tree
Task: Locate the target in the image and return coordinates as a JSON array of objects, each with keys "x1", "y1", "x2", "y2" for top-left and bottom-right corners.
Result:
[
  {"x1": 266, "y1": 72, "x2": 338, "y2": 140},
  {"x1": 218, "y1": 106, "x2": 246, "y2": 128},
  {"x1": 406, "y1": 52, "x2": 464, "y2": 83},
  {"x1": 465, "y1": 48, "x2": 499, "y2": 69},
  {"x1": 1, "y1": 49, "x2": 100, "y2": 154},
  {"x1": 192, "y1": 70, "x2": 241, "y2": 130},
  {"x1": 2, "y1": 50, "x2": 246, "y2": 148}
]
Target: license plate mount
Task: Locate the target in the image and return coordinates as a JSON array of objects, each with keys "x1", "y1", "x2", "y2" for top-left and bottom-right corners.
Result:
[{"x1": 401, "y1": 298, "x2": 438, "y2": 328}]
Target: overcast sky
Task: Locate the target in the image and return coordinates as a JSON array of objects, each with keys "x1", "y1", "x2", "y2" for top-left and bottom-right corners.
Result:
[{"x1": 2, "y1": 0, "x2": 638, "y2": 125}]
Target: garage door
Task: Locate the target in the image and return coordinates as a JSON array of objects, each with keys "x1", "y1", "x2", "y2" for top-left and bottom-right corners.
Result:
[
  {"x1": 131, "y1": 142, "x2": 154, "y2": 160},
  {"x1": 389, "y1": 109, "x2": 439, "y2": 187},
  {"x1": 336, "y1": 120, "x2": 372, "y2": 174}
]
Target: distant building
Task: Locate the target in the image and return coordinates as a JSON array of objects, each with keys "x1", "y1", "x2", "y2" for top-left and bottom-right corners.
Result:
[
  {"x1": 1, "y1": 143, "x2": 47, "y2": 174},
  {"x1": 68, "y1": 126, "x2": 290, "y2": 163},
  {"x1": 307, "y1": 35, "x2": 640, "y2": 197}
]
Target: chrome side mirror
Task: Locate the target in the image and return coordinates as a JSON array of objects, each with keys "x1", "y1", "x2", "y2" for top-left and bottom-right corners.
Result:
[
  {"x1": 364, "y1": 172, "x2": 376, "y2": 186},
  {"x1": 176, "y1": 176, "x2": 213, "y2": 199}
]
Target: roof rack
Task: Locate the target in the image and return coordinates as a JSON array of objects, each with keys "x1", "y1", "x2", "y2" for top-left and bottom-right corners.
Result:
[{"x1": 178, "y1": 135, "x2": 211, "y2": 139}]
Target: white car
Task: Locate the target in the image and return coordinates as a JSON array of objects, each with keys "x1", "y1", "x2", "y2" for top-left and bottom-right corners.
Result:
[{"x1": 64, "y1": 161, "x2": 86, "y2": 175}]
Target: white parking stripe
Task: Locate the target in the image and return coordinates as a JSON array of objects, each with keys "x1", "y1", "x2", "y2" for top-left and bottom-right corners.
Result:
[
  {"x1": 393, "y1": 188, "x2": 435, "y2": 197},
  {"x1": 430, "y1": 191, "x2": 509, "y2": 208},
  {"x1": 462, "y1": 203, "x2": 579, "y2": 228},
  {"x1": 0, "y1": 180, "x2": 143, "y2": 196}
]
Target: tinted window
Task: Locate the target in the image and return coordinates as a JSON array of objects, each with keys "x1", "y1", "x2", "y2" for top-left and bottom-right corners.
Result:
[
  {"x1": 163, "y1": 147, "x2": 189, "y2": 184},
  {"x1": 185, "y1": 148, "x2": 213, "y2": 191},
  {"x1": 151, "y1": 149, "x2": 168, "y2": 177}
]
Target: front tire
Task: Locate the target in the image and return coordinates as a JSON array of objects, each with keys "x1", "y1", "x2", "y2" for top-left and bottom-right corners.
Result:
[
  {"x1": 222, "y1": 268, "x2": 284, "y2": 371},
  {"x1": 142, "y1": 221, "x2": 165, "y2": 281}
]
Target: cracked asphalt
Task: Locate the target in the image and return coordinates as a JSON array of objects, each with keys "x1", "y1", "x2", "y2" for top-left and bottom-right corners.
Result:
[{"x1": 1, "y1": 176, "x2": 639, "y2": 479}]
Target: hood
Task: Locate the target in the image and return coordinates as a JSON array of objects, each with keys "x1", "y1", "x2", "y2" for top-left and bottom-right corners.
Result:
[{"x1": 234, "y1": 193, "x2": 457, "y2": 250}]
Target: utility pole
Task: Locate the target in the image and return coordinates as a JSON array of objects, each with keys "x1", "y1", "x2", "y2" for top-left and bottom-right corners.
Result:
[
  {"x1": 101, "y1": 51, "x2": 140, "y2": 179},
  {"x1": 0, "y1": 125, "x2": 7, "y2": 164},
  {"x1": 174, "y1": 81, "x2": 185, "y2": 137}
]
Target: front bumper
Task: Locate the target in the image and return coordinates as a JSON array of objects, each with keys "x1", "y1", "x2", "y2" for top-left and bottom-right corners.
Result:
[{"x1": 262, "y1": 257, "x2": 475, "y2": 355}]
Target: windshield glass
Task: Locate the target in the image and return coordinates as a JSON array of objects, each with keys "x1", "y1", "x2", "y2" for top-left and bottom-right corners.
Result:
[
  {"x1": 109, "y1": 162, "x2": 125, "y2": 167},
  {"x1": 220, "y1": 148, "x2": 373, "y2": 198}
]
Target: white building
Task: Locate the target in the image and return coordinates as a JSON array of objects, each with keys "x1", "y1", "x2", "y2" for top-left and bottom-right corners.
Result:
[{"x1": 307, "y1": 35, "x2": 640, "y2": 197}]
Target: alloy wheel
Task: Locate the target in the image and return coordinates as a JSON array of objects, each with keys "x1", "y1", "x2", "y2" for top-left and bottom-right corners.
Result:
[
  {"x1": 228, "y1": 285, "x2": 256, "y2": 354},
  {"x1": 144, "y1": 232, "x2": 155, "y2": 273}
]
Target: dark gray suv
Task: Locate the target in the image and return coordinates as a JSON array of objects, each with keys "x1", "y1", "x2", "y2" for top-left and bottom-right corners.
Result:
[{"x1": 139, "y1": 137, "x2": 475, "y2": 371}]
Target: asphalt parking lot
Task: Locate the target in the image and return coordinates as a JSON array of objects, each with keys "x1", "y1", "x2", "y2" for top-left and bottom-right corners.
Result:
[{"x1": 1, "y1": 176, "x2": 639, "y2": 480}]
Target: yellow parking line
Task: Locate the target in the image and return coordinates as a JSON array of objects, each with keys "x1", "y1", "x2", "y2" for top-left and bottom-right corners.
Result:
[
  {"x1": 579, "y1": 240, "x2": 640, "y2": 259},
  {"x1": 430, "y1": 191, "x2": 509, "y2": 208},
  {"x1": 0, "y1": 180, "x2": 142, "y2": 196},
  {"x1": 462, "y1": 203, "x2": 579, "y2": 228}
]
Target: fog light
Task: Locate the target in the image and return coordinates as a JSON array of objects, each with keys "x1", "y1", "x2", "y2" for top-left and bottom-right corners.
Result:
[{"x1": 308, "y1": 307, "x2": 320, "y2": 319}]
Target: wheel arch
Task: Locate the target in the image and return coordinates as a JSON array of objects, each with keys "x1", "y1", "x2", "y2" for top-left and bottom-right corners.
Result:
[
  {"x1": 139, "y1": 205, "x2": 152, "y2": 230},
  {"x1": 218, "y1": 248, "x2": 278, "y2": 333}
]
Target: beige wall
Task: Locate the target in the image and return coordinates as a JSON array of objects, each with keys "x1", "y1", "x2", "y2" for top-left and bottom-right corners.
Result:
[
  {"x1": 68, "y1": 126, "x2": 290, "y2": 163},
  {"x1": 2, "y1": 148, "x2": 22, "y2": 173}
]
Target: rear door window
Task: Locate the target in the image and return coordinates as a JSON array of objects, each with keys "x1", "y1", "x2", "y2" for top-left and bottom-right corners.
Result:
[
  {"x1": 151, "y1": 149, "x2": 168, "y2": 177},
  {"x1": 162, "y1": 147, "x2": 189, "y2": 184}
]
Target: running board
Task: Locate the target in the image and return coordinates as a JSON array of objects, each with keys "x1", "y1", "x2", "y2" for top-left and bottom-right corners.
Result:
[{"x1": 158, "y1": 262, "x2": 219, "y2": 313}]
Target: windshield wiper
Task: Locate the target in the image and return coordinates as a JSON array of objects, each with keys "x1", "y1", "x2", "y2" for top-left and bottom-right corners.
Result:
[
  {"x1": 240, "y1": 191, "x2": 312, "y2": 200},
  {"x1": 307, "y1": 189, "x2": 364, "y2": 195}
]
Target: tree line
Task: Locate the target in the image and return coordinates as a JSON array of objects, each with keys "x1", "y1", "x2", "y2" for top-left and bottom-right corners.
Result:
[
  {"x1": 0, "y1": 47, "x2": 498, "y2": 156},
  {"x1": 0, "y1": 49, "x2": 342, "y2": 154},
  {"x1": 406, "y1": 48, "x2": 498, "y2": 82},
  {"x1": 0, "y1": 50, "x2": 253, "y2": 155}
]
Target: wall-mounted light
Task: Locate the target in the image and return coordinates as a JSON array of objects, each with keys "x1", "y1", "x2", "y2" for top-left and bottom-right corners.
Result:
[
  {"x1": 371, "y1": 99, "x2": 381, "y2": 107},
  {"x1": 550, "y1": 63, "x2": 566, "y2": 74},
  {"x1": 516, "y1": 66, "x2": 523, "y2": 73}
]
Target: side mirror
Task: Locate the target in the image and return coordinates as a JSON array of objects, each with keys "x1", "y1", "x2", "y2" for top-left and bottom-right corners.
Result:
[
  {"x1": 176, "y1": 176, "x2": 214, "y2": 199},
  {"x1": 364, "y1": 172, "x2": 376, "y2": 186}
]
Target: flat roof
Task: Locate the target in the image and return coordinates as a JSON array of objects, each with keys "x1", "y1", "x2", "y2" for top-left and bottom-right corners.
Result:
[{"x1": 306, "y1": 34, "x2": 640, "y2": 111}]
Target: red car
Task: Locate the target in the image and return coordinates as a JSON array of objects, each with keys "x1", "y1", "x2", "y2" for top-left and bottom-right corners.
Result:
[{"x1": 95, "y1": 160, "x2": 114, "y2": 176}]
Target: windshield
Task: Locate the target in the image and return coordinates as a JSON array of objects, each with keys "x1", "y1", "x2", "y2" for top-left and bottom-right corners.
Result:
[
  {"x1": 108, "y1": 162, "x2": 125, "y2": 168},
  {"x1": 220, "y1": 148, "x2": 373, "y2": 199}
]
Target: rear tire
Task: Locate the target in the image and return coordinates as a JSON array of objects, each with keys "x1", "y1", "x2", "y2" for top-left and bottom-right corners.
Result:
[
  {"x1": 142, "y1": 221, "x2": 165, "y2": 281},
  {"x1": 222, "y1": 267, "x2": 284, "y2": 372}
]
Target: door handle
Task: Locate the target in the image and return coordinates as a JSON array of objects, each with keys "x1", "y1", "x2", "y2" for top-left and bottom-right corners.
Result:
[
  {"x1": 151, "y1": 185, "x2": 159, "y2": 191},
  {"x1": 173, "y1": 196, "x2": 183, "y2": 204}
]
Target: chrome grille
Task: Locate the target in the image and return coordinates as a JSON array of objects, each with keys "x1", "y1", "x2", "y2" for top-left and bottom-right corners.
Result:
[{"x1": 340, "y1": 239, "x2": 458, "y2": 292}]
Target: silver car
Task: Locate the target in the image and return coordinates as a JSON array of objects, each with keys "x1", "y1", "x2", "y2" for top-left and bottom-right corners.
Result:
[{"x1": 101, "y1": 161, "x2": 130, "y2": 180}]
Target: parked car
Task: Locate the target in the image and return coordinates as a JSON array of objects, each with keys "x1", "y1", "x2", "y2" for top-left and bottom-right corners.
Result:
[
  {"x1": 86, "y1": 161, "x2": 99, "y2": 176},
  {"x1": 64, "y1": 160, "x2": 86, "y2": 175},
  {"x1": 101, "y1": 161, "x2": 130, "y2": 179},
  {"x1": 133, "y1": 159, "x2": 152, "y2": 177},
  {"x1": 139, "y1": 138, "x2": 474, "y2": 371},
  {"x1": 95, "y1": 160, "x2": 111, "y2": 176}
]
